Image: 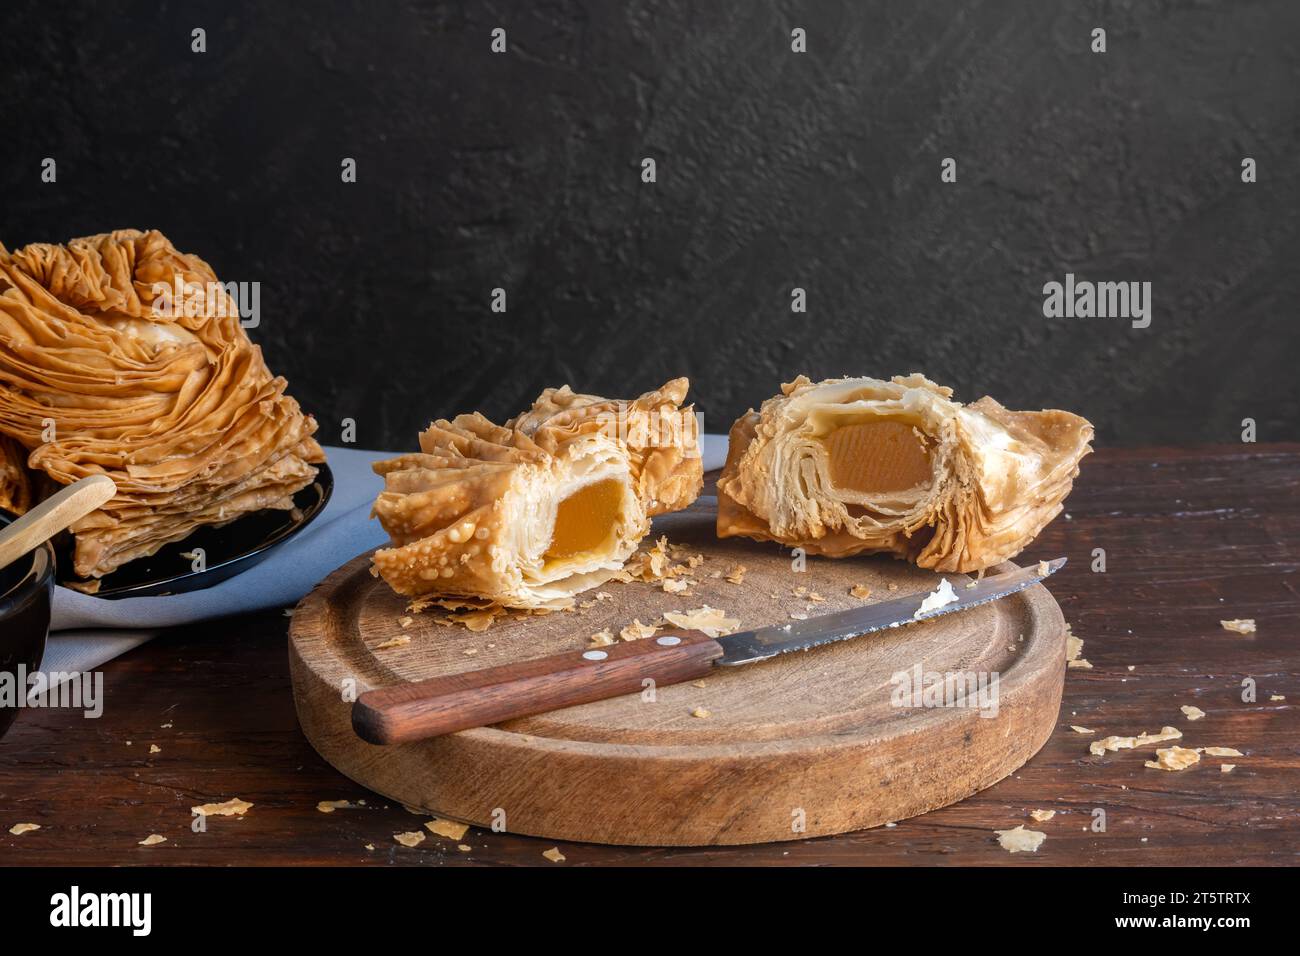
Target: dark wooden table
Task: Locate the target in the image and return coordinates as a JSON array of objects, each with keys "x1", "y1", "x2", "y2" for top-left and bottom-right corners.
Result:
[{"x1": 2, "y1": 444, "x2": 1296, "y2": 866}]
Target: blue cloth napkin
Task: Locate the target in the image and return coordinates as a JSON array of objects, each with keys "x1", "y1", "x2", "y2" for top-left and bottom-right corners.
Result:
[
  {"x1": 51, "y1": 445, "x2": 393, "y2": 631},
  {"x1": 41, "y1": 437, "x2": 728, "y2": 675}
]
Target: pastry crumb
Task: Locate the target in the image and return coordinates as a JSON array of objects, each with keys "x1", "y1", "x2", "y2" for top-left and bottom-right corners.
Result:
[
  {"x1": 691, "y1": 707, "x2": 711, "y2": 719},
  {"x1": 375, "y1": 635, "x2": 411, "y2": 650},
  {"x1": 1180, "y1": 705, "x2": 1205, "y2": 721},
  {"x1": 1069, "y1": 725, "x2": 1096, "y2": 734},
  {"x1": 994, "y1": 825, "x2": 1045, "y2": 853},
  {"x1": 8, "y1": 823, "x2": 39, "y2": 836},
  {"x1": 425, "y1": 818, "x2": 469, "y2": 840},
  {"x1": 191, "y1": 798, "x2": 252, "y2": 817},
  {"x1": 316, "y1": 800, "x2": 356, "y2": 813},
  {"x1": 619, "y1": 619, "x2": 658, "y2": 642},
  {"x1": 1029, "y1": 809, "x2": 1056, "y2": 822},
  {"x1": 914, "y1": 578, "x2": 958, "y2": 618},
  {"x1": 138, "y1": 834, "x2": 167, "y2": 846},
  {"x1": 588, "y1": 629, "x2": 615, "y2": 648},
  {"x1": 1144, "y1": 746, "x2": 1200, "y2": 771},
  {"x1": 663, "y1": 606, "x2": 739, "y2": 638},
  {"x1": 542, "y1": 846, "x2": 566, "y2": 863},
  {"x1": 1065, "y1": 624, "x2": 1091, "y2": 668},
  {"x1": 1201, "y1": 746, "x2": 1243, "y2": 757},
  {"x1": 1220, "y1": 618, "x2": 1255, "y2": 634},
  {"x1": 449, "y1": 607, "x2": 503, "y2": 632},
  {"x1": 394, "y1": 831, "x2": 426, "y2": 847},
  {"x1": 1220, "y1": 764, "x2": 1235, "y2": 773},
  {"x1": 850, "y1": 584, "x2": 872, "y2": 599},
  {"x1": 1089, "y1": 726, "x2": 1181, "y2": 756},
  {"x1": 724, "y1": 564, "x2": 747, "y2": 585}
]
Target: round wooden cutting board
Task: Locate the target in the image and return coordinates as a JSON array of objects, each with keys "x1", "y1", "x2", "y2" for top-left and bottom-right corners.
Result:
[{"x1": 289, "y1": 499, "x2": 1066, "y2": 846}]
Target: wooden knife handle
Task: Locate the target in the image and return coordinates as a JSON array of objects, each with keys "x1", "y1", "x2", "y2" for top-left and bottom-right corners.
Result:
[{"x1": 352, "y1": 628, "x2": 723, "y2": 745}]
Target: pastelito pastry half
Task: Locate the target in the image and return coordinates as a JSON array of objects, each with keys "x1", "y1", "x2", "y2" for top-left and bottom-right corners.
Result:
[
  {"x1": 716, "y1": 374, "x2": 1093, "y2": 572},
  {"x1": 0, "y1": 229, "x2": 324, "y2": 582},
  {"x1": 371, "y1": 379, "x2": 702, "y2": 609}
]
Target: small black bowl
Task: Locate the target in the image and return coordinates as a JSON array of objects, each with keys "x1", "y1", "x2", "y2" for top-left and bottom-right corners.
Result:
[{"x1": 0, "y1": 511, "x2": 55, "y2": 740}]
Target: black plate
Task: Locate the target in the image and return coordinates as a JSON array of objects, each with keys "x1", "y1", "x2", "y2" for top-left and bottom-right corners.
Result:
[{"x1": 58, "y1": 462, "x2": 334, "y2": 599}]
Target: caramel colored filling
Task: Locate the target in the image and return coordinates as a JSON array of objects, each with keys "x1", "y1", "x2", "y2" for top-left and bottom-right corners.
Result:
[
  {"x1": 545, "y1": 479, "x2": 623, "y2": 561},
  {"x1": 824, "y1": 421, "x2": 931, "y2": 494}
]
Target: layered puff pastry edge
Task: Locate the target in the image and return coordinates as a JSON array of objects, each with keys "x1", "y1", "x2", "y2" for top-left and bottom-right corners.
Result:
[
  {"x1": 371, "y1": 379, "x2": 702, "y2": 609},
  {"x1": 0, "y1": 229, "x2": 323, "y2": 582},
  {"x1": 716, "y1": 374, "x2": 1093, "y2": 572}
]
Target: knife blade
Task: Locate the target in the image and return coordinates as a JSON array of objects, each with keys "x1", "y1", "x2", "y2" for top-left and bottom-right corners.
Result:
[
  {"x1": 716, "y1": 556, "x2": 1066, "y2": 666},
  {"x1": 352, "y1": 557, "x2": 1067, "y2": 744}
]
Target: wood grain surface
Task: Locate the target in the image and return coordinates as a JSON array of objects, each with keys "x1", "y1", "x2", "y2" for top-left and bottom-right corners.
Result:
[
  {"x1": 289, "y1": 505, "x2": 1065, "y2": 845},
  {"x1": 0, "y1": 444, "x2": 1296, "y2": 864}
]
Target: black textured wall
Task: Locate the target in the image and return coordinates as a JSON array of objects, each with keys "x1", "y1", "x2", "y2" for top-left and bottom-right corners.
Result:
[{"x1": 2, "y1": 1, "x2": 1297, "y2": 449}]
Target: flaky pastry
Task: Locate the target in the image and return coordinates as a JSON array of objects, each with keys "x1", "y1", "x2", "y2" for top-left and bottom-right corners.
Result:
[
  {"x1": 371, "y1": 379, "x2": 702, "y2": 608},
  {"x1": 717, "y1": 374, "x2": 1092, "y2": 572},
  {"x1": 0, "y1": 435, "x2": 32, "y2": 515},
  {"x1": 0, "y1": 229, "x2": 323, "y2": 579}
]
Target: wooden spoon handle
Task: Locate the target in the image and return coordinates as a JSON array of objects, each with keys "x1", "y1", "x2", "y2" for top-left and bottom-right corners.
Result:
[
  {"x1": 0, "y1": 474, "x2": 117, "y2": 573},
  {"x1": 352, "y1": 628, "x2": 723, "y2": 745}
]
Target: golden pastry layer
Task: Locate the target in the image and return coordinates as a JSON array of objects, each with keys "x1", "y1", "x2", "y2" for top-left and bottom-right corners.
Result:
[
  {"x1": 717, "y1": 374, "x2": 1093, "y2": 572},
  {"x1": 371, "y1": 379, "x2": 702, "y2": 608},
  {"x1": 0, "y1": 229, "x2": 324, "y2": 580},
  {"x1": 0, "y1": 435, "x2": 32, "y2": 515}
]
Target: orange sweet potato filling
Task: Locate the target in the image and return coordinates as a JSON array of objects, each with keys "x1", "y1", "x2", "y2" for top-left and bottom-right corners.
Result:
[
  {"x1": 824, "y1": 421, "x2": 931, "y2": 494},
  {"x1": 545, "y1": 479, "x2": 624, "y2": 560}
]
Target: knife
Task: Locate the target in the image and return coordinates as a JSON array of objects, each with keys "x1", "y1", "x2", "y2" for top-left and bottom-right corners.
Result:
[{"x1": 352, "y1": 557, "x2": 1066, "y2": 745}]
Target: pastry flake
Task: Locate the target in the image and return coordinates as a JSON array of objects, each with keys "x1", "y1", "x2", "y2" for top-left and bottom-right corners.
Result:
[
  {"x1": 717, "y1": 375, "x2": 1093, "y2": 572},
  {"x1": 1144, "y1": 746, "x2": 1200, "y2": 771},
  {"x1": 994, "y1": 825, "x2": 1046, "y2": 853},
  {"x1": 1088, "y1": 726, "x2": 1181, "y2": 756},
  {"x1": 661, "y1": 606, "x2": 740, "y2": 638},
  {"x1": 371, "y1": 381, "x2": 701, "y2": 608},
  {"x1": 191, "y1": 798, "x2": 253, "y2": 817},
  {"x1": 0, "y1": 229, "x2": 323, "y2": 579}
]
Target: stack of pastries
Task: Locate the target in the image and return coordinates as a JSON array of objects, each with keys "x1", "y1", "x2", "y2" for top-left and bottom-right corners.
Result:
[{"x1": 0, "y1": 229, "x2": 323, "y2": 585}]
